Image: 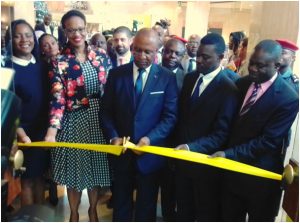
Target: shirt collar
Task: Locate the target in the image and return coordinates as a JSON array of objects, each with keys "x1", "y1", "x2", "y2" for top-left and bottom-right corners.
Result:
[
  {"x1": 172, "y1": 67, "x2": 178, "y2": 74},
  {"x1": 258, "y1": 72, "x2": 278, "y2": 92},
  {"x1": 281, "y1": 68, "x2": 292, "y2": 78},
  {"x1": 158, "y1": 46, "x2": 163, "y2": 53},
  {"x1": 133, "y1": 62, "x2": 152, "y2": 74},
  {"x1": 12, "y1": 55, "x2": 36, "y2": 66},
  {"x1": 200, "y1": 66, "x2": 221, "y2": 82}
]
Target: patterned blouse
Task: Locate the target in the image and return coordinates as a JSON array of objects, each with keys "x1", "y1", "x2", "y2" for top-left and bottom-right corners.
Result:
[{"x1": 48, "y1": 43, "x2": 112, "y2": 129}]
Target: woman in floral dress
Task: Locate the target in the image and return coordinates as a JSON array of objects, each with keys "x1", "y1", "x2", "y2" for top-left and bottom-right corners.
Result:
[{"x1": 44, "y1": 10, "x2": 111, "y2": 221}]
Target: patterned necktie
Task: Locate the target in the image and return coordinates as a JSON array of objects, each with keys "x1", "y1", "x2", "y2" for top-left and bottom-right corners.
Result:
[
  {"x1": 240, "y1": 83, "x2": 261, "y2": 116},
  {"x1": 135, "y1": 68, "x2": 145, "y2": 107},
  {"x1": 190, "y1": 75, "x2": 203, "y2": 103},
  {"x1": 188, "y1": 58, "x2": 195, "y2": 73}
]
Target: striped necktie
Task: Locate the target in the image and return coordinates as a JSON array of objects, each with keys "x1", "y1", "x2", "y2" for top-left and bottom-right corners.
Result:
[{"x1": 240, "y1": 83, "x2": 261, "y2": 116}]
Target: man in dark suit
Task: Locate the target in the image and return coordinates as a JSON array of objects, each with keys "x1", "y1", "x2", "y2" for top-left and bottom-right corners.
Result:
[
  {"x1": 212, "y1": 40, "x2": 299, "y2": 221},
  {"x1": 35, "y1": 14, "x2": 54, "y2": 35},
  {"x1": 102, "y1": 28, "x2": 178, "y2": 221},
  {"x1": 35, "y1": 14, "x2": 66, "y2": 49},
  {"x1": 158, "y1": 37, "x2": 185, "y2": 221},
  {"x1": 175, "y1": 33, "x2": 239, "y2": 221},
  {"x1": 162, "y1": 38, "x2": 186, "y2": 91},
  {"x1": 181, "y1": 34, "x2": 201, "y2": 74}
]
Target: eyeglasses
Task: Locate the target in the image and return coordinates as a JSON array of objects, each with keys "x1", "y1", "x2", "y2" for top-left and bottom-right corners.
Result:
[
  {"x1": 187, "y1": 41, "x2": 200, "y2": 46},
  {"x1": 65, "y1": 27, "x2": 86, "y2": 35}
]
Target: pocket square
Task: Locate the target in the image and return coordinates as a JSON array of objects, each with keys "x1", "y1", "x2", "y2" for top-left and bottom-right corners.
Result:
[{"x1": 150, "y1": 91, "x2": 164, "y2": 95}]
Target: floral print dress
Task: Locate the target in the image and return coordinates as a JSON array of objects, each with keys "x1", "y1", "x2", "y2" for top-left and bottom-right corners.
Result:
[{"x1": 49, "y1": 45, "x2": 111, "y2": 191}]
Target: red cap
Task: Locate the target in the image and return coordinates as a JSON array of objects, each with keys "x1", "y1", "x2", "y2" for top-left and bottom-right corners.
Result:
[
  {"x1": 276, "y1": 39, "x2": 299, "y2": 52},
  {"x1": 172, "y1": 35, "x2": 188, "y2": 44}
]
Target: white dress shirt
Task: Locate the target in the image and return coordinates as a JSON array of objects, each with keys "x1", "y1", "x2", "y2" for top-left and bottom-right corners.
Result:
[
  {"x1": 44, "y1": 25, "x2": 52, "y2": 34},
  {"x1": 181, "y1": 54, "x2": 196, "y2": 74},
  {"x1": 191, "y1": 66, "x2": 222, "y2": 97}
]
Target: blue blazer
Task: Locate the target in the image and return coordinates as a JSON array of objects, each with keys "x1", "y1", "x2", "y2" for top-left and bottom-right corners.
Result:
[
  {"x1": 102, "y1": 62, "x2": 178, "y2": 174},
  {"x1": 224, "y1": 75, "x2": 299, "y2": 173}
]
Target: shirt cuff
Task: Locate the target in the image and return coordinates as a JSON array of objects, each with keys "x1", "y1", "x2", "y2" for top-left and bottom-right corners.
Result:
[{"x1": 185, "y1": 144, "x2": 190, "y2": 151}]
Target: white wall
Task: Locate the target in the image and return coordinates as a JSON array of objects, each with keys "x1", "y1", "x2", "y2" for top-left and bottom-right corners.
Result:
[
  {"x1": 48, "y1": 1, "x2": 185, "y2": 36},
  {"x1": 13, "y1": 1, "x2": 35, "y2": 27}
]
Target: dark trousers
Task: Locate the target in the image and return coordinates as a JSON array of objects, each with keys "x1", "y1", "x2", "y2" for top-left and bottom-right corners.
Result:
[
  {"x1": 176, "y1": 161, "x2": 222, "y2": 222},
  {"x1": 221, "y1": 171, "x2": 282, "y2": 222},
  {"x1": 112, "y1": 154, "x2": 159, "y2": 222},
  {"x1": 159, "y1": 159, "x2": 177, "y2": 222}
]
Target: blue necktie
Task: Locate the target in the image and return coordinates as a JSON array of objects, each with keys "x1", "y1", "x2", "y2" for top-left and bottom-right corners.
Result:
[
  {"x1": 135, "y1": 68, "x2": 145, "y2": 106},
  {"x1": 190, "y1": 75, "x2": 203, "y2": 103},
  {"x1": 240, "y1": 83, "x2": 261, "y2": 116}
]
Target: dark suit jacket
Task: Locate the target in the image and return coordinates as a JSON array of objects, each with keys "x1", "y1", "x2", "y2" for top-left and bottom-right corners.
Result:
[
  {"x1": 224, "y1": 75, "x2": 299, "y2": 173},
  {"x1": 102, "y1": 62, "x2": 178, "y2": 173},
  {"x1": 111, "y1": 54, "x2": 134, "y2": 69},
  {"x1": 177, "y1": 69, "x2": 239, "y2": 155},
  {"x1": 223, "y1": 67, "x2": 240, "y2": 82},
  {"x1": 35, "y1": 23, "x2": 54, "y2": 34},
  {"x1": 175, "y1": 66, "x2": 185, "y2": 92}
]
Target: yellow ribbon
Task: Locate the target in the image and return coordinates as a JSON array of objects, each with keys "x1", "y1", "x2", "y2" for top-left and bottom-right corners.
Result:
[
  {"x1": 18, "y1": 141, "x2": 282, "y2": 181},
  {"x1": 18, "y1": 141, "x2": 123, "y2": 156}
]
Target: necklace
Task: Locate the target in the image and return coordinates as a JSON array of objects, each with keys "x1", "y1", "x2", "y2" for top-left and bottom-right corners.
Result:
[{"x1": 75, "y1": 53, "x2": 87, "y2": 63}]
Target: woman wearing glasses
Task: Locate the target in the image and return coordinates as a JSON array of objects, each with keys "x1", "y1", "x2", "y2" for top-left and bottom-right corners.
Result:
[{"x1": 44, "y1": 10, "x2": 112, "y2": 221}]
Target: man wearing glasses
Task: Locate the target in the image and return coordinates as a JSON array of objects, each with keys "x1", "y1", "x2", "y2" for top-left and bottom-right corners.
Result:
[{"x1": 181, "y1": 34, "x2": 201, "y2": 74}]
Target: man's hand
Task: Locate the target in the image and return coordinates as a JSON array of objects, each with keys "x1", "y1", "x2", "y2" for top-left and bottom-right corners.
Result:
[
  {"x1": 20, "y1": 135, "x2": 31, "y2": 143},
  {"x1": 110, "y1": 137, "x2": 123, "y2": 145},
  {"x1": 16, "y1": 127, "x2": 31, "y2": 143},
  {"x1": 137, "y1": 137, "x2": 150, "y2": 147},
  {"x1": 134, "y1": 136, "x2": 150, "y2": 155},
  {"x1": 210, "y1": 151, "x2": 226, "y2": 158},
  {"x1": 174, "y1": 144, "x2": 189, "y2": 151}
]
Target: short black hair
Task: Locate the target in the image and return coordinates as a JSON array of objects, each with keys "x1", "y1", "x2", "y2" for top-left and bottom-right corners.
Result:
[
  {"x1": 61, "y1": 10, "x2": 86, "y2": 29},
  {"x1": 255, "y1": 39, "x2": 282, "y2": 61},
  {"x1": 38, "y1": 33, "x2": 58, "y2": 46},
  {"x1": 113, "y1": 26, "x2": 132, "y2": 38},
  {"x1": 229, "y1": 31, "x2": 245, "y2": 52},
  {"x1": 200, "y1": 33, "x2": 226, "y2": 55},
  {"x1": 242, "y1": 37, "x2": 248, "y2": 48},
  {"x1": 38, "y1": 33, "x2": 58, "y2": 58},
  {"x1": 5, "y1": 19, "x2": 40, "y2": 60},
  {"x1": 165, "y1": 38, "x2": 185, "y2": 54}
]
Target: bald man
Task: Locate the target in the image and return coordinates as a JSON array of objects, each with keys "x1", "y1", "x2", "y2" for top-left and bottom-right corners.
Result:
[
  {"x1": 212, "y1": 40, "x2": 299, "y2": 221},
  {"x1": 102, "y1": 28, "x2": 178, "y2": 221},
  {"x1": 181, "y1": 34, "x2": 201, "y2": 74},
  {"x1": 162, "y1": 38, "x2": 186, "y2": 91}
]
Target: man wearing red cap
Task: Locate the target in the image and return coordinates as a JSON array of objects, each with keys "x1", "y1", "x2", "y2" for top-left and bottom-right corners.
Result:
[{"x1": 276, "y1": 39, "x2": 299, "y2": 93}]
